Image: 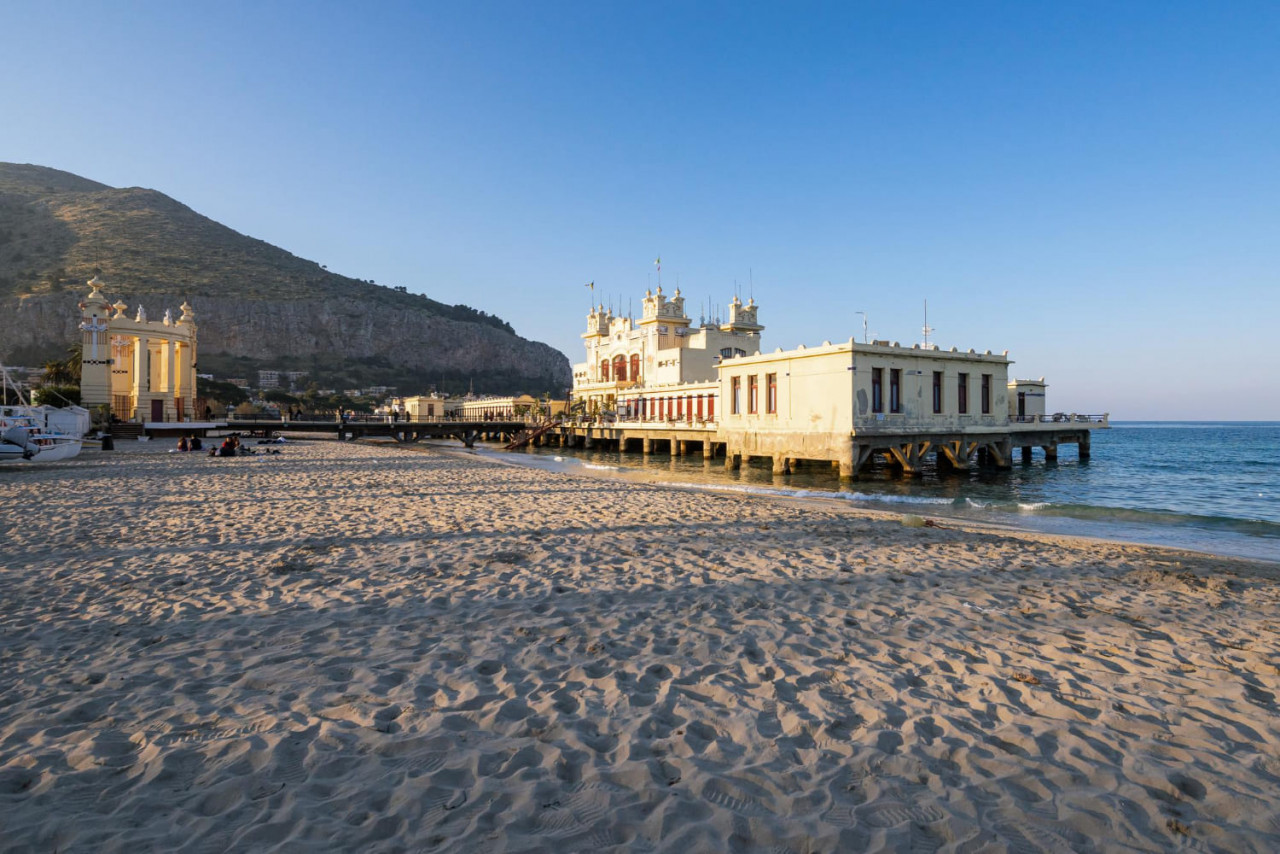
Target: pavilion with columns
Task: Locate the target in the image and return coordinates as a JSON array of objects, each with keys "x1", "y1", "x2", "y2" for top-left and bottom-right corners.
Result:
[{"x1": 77, "y1": 275, "x2": 199, "y2": 423}]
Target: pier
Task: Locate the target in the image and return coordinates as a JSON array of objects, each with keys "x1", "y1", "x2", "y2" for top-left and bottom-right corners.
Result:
[
  {"x1": 133, "y1": 417, "x2": 527, "y2": 446},
  {"x1": 538, "y1": 412, "x2": 1106, "y2": 479}
]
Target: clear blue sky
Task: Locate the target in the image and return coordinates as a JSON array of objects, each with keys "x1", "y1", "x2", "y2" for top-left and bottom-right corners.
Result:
[{"x1": 3, "y1": 1, "x2": 1278, "y2": 418}]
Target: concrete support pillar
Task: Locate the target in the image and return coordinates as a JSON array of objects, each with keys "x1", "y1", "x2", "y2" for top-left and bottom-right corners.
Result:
[
  {"x1": 1079, "y1": 433, "x2": 1092, "y2": 459},
  {"x1": 1043, "y1": 443, "x2": 1058, "y2": 461},
  {"x1": 725, "y1": 449, "x2": 741, "y2": 470},
  {"x1": 1022, "y1": 446, "x2": 1033, "y2": 464},
  {"x1": 643, "y1": 437, "x2": 652, "y2": 455},
  {"x1": 678, "y1": 440, "x2": 689, "y2": 456},
  {"x1": 772, "y1": 455, "x2": 791, "y2": 475},
  {"x1": 584, "y1": 434, "x2": 594, "y2": 449},
  {"x1": 702, "y1": 441, "x2": 713, "y2": 459}
]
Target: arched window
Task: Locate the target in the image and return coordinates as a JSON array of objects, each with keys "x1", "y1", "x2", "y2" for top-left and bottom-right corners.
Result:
[
  {"x1": 601, "y1": 359, "x2": 610, "y2": 381},
  {"x1": 612, "y1": 355, "x2": 627, "y2": 382},
  {"x1": 629, "y1": 354, "x2": 640, "y2": 382}
]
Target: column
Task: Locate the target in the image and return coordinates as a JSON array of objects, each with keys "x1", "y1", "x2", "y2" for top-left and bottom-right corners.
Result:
[{"x1": 133, "y1": 336, "x2": 147, "y2": 391}]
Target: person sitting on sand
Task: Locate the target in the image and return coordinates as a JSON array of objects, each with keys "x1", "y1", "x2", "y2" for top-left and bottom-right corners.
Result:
[
  {"x1": 217, "y1": 437, "x2": 236, "y2": 457},
  {"x1": 177, "y1": 436, "x2": 189, "y2": 452},
  {"x1": 189, "y1": 436, "x2": 203, "y2": 451}
]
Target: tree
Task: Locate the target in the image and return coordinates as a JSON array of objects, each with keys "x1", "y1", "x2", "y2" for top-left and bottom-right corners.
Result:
[
  {"x1": 40, "y1": 359, "x2": 75, "y2": 386},
  {"x1": 199, "y1": 379, "x2": 249, "y2": 407},
  {"x1": 32, "y1": 385, "x2": 81, "y2": 406},
  {"x1": 263, "y1": 389, "x2": 299, "y2": 405}
]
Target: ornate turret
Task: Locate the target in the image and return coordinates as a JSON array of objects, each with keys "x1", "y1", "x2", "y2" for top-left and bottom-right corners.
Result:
[
  {"x1": 78, "y1": 276, "x2": 114, "y2": 405},
  {"x1": 639, "y1": 285, "x2": 691, "y2": 329},
  {"x1": 721, "y1": 295, "x2": 763, "y2": 334},
  {"x1": 583, "y1": 304, "x2": 611, "y2": 339}
]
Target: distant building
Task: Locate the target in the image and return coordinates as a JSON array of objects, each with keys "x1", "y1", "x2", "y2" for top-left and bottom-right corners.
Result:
[
  {"x1": 453, "y1": 395, "x2": 565, "y2": 421},
  {"x1": 402, "y1": 394, "x2": 449, "y2": 420},
  {"x1": 258, "y1": 370, "x2": 280, "y2": 389},
  {"x1": 228, "y1": 378, "x2": 250, "y2": 388}
]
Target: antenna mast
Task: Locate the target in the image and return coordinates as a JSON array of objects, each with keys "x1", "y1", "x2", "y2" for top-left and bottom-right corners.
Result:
[{"x1": 921, "y1": 299, "x2": 934, "y2": 349}]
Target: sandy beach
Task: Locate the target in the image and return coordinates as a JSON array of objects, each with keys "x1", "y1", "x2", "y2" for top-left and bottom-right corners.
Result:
[{"x1": 1, "y1": 440, "x2": 1278, "y2": 852}]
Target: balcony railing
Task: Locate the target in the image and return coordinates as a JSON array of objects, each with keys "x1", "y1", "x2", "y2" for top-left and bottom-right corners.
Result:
[{"x1": 1011, "y1": 413, "x2": 1109, "y2": 426}]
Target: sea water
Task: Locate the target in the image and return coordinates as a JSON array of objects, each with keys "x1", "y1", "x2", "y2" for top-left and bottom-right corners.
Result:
[{"x1": 473, "y1": 422, "x2": 1279, "y2": 563}]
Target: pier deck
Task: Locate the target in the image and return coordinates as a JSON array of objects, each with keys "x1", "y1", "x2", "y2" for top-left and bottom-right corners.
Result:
[{"x1": 543, "y1": 414, "x2": 1107, "y2": 479}]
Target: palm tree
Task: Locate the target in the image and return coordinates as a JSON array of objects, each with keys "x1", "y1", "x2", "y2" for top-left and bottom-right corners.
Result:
[
  {"x1": 64, "y1": 342, "x2": 83, "y2": 383},
  {"x1": 40, "y1": 359, "x2": 75, "y2": 386}
]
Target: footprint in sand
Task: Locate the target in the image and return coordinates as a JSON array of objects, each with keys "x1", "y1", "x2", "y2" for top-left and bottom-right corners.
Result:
[
  {"x1": 756, "y1": 700, "x2": 783, "y2": 739},
  {"x1": 702, "y1": 780, "x2": 772, "y2": 817},
  {"x1": 991, "y1": 813, "x2": 1082, "y2": 854},
  {"x1": 860, "y1": 800, "x2": 945, "y2": 828},
  {"x1": 536, "y1": 781, "x2": 618, "y2": 836}
]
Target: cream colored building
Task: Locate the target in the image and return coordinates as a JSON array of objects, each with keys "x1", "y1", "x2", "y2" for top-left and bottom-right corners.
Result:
[
  {"x1": 564, "y1": 285, "x2": 1106, "y2": 478},
  {"x1": 572, "y1": 287, "x2": 762, "y2": 417},
  {"x1": 399, "y1": 394, "x2": 447, "y2": 420},
  {"x1": 1009, "y1": 378, "x2": 1047, "y2": 421},
  {"x1": 453, "y1": 395, "x2": 564, "y2": 421},
  {"x1": 78, "y1": 276, "x2": 199, "y2": 423},
  {"x1": 717, "y1": 340, "x2": 1014, "y2": 475}
]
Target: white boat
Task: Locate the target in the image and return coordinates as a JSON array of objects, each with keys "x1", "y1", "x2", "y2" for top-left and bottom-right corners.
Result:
[
  {"x1": 0, "y1": 406, "x2": 84, "y2": 462},
  {"x1": 0, "y1": 364, "x2": 87, "y2": 463}
]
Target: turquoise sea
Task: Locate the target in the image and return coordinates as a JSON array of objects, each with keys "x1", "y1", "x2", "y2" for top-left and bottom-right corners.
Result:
[{"x1": 474, "y1": 422, "x2": 1280, "y2": 563}]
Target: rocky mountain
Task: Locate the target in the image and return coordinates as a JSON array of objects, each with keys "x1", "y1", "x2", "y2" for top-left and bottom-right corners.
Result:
[{"x1": 0, "y1": 163, "x2": 570, "y2": 394}]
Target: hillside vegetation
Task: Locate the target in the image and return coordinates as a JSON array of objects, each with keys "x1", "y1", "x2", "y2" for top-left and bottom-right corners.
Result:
[{"x1": 0, "y1": 163, "x2": 567, "y2": 394}]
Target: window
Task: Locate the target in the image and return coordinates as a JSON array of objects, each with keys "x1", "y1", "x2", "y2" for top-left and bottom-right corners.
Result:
[
  {"x1": 600, "y1": 359, "x2": 610, "y2": 381},
  {"x1": 731, "y1": 377, "x2": 741, "y2": 414},
  {"x1": 766, "y1": 373, "x2": 777, "y2": 414},
  {"x1": 696, "y1": 395, "x2": 704, "y2": 421},
  {"x1": 613, "y1": 355, "x2": 626, "y2": 381},
  {"x1": 981, "y1": 373, "x2": 992, "y2": 414},
  {"x1": 748, "y1": 375, "x2": 759, "y2": 414},
  {"x1": 720, "y1": 347, "x2": 747, "y2": 359},
  {"x1": 958, "y1": 372, "x2": 969, "y2": 414},
  {"x1": 677, "y1": 396, "x2": 683, "y2": 419},
  {"x1": 890, "y1": 369, "x2": 902, "y2": 413},
  {"x1": 707, "y1": 394, "x2": 715, "y2": 420},
  {"x1": 629, "y1": 354, "x2": 640, "y2": 382},
  {"x1": 932, "y1": 371, "x2": 942, "y2": 414},
  {"x1": 871, "y1": 368, "x2": 883, "y2": 413}
]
